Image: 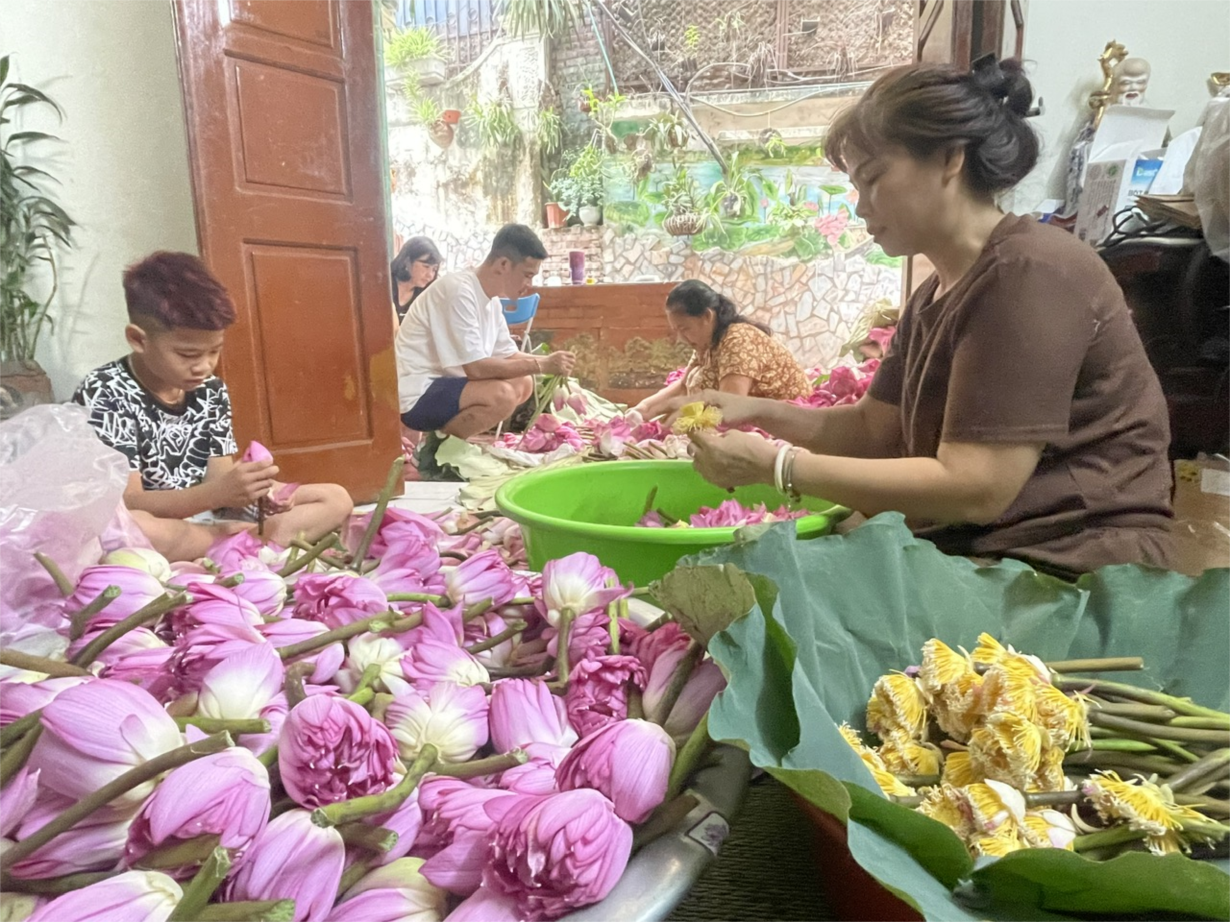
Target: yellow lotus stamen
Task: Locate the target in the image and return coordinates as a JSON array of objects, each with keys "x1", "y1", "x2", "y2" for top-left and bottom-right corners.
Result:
[
  {"x1": 672, "y1": 402, "x2": 723, "y2": 435},
  {"x1": 934, "y1": 670, "x2": 984, "y2": 741},
  {"x1": 837, "y1": 722, "x2": 915, "y2": 797},
  {"x1": 866, "y1": 672, "x2": 929, "y2": 741},
  {"x1": 1021, "y1": 809, "x2": 1077, "y2": 849},
  {"x1": 979, "y1": 664, "x2": 1039, "y2": 724},
  {"x1": 969, "y1": 825, "x2": 1027, "y2": 857},
  {"x1": 917, "y1": 783, "x2": 971, "y2": 837},
  {"x1": 1030, "y1": 745, "x2": 1068, "y2": 793},
  {"x1": 879, "y1": 735, "x2": 943, "y2": 777},
  {"x1": 1082, "y1": 770, "x2": 1212, "y2": 854},
  {"x1": 918, "y1": 638, "x2": 973, "y2": 697},
  {"x1": 1034, "y1": 684, "x2": 1089, "y2": 750},
  {"x1": 941, "y1": 750, "x2": 980, "y2": 787},
  {"x1": 969, "y1": 633, "x2": 1049, "y2": 683},
  {"x1": 962, "y1": 780, "x2": 1026, "y2": 834},
  {"x1": 968, "y1": 711, "x2": 1044, "y2": 788}
]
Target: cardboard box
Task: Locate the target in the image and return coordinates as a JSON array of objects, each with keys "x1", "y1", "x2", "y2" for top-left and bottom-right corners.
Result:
[
  {"x1": 1171, "y1": 455, "x2": 1230, "y2": 575},
  {"x1": 1074, "y1": 105, "x2": 1173, "y2": 245}
]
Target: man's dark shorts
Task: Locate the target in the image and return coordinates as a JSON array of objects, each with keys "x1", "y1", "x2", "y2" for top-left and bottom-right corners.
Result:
[{"x1": 402, "y1": 376, "x2": 467, "y2": 432}]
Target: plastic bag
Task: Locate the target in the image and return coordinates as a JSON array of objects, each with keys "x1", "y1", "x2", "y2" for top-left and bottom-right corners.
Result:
[
  {"x1": 1184, "y1": 96, "x2": 1229, "y2": 262},
  {"x1": 0, "y1": 404, "x2": 150, "y2": 651}
]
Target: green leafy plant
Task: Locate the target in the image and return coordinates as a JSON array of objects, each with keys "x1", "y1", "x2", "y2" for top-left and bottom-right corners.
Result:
[
  {"x1": 660, "y1": 164, "x2": 700, "y2": 216},
  {"x1": 707, "y1": 150, "x2": 759, "y2": 219},
  {"x1": 410, "y1": 96, "x2": 443, "y2": 126},
  {"x1": 550, "y1": 144, "x2": 605, "y2": 212},
  {"x1": 683, "y1": 23, "x2": 701, "y2": 54},
  {"x1": 1, "y1": 56, "x2": 75, "y2": 366},
  {"x1": 536, "y1": 106, "x2": 561, "y2": 155},
  {"x1": 642, "y1": 110, "x2": 690, "y2": 153},
  {"x1": 497, "y1": 0, "x2": 580, "y2": 39},
  {"x1": 384, "y1": 26, "x2": 445, "y2": 67},
  {"x1": 466, "y1": 97, "x2": 521, "y2": 151}
]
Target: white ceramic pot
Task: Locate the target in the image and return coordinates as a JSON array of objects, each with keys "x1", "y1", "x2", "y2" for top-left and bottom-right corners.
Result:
[
  {"x1": 579, "y1": 204, "x2": 603, "y2": 227},
  {"x1": 413, "y1": 57, "x2": 447, "y2": 87}
]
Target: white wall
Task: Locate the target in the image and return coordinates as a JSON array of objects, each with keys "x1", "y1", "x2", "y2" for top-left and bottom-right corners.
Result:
[
  {"x1": 3, "y1": 0, "x2": 198, "y2": 400},
  {"x1": 1016, "y1": 0, "x2": 1230, "y2": 212}
]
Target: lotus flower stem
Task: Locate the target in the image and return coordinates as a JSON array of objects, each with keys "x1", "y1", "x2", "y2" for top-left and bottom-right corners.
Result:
[
  {"x1": 311, "y1": 744, "x2": 438, "y2": 828},
  {"x1": 276, "y1": 609, "x2": 422, "y2": 660},
  {"x1": 631, "y1": 793, "x2": 698, "y2": 851},
  {"x1": 168, "y1": 846, "x2": 231, "y2": 922},
  {"x1": 284, "y1": 661, "x2": 314, "y2": 709},
  {"x1": 1072, "y1": 825, "x2": 1148, "y2": 852},
  {"x1": 642, "y1": 612, "x2": 672, "y2": 633},
  {"x1": 465, "y1": 620, "x2": 525, "y2": 655},
  {"x1": 0, "y1": 710, "x2": 41, "y2": 747},
  {"x1": 137, "y1": 833, "x2": 221, "y2": 870},
  {"x1": 70, "y1": 591, "x2": 190, "y2": 667},
  {"x1": 1087, "y1": 701, "x2": 1177, "y2": 722},
  {"x1": 1170, "y1": 716, "x2": 1230, "y2": 730},
  {"x1": 337, "y1": 822, "x2": 398, "y2": 852},
  {"x1": 173, "y1": 716, "x2": 272, "y2": 735},
  {"x1": 463, "y1": 597, "x2": 495, "y2": 622},
  {"x1": 488, "y1": 662, "x2": 551, "y2": 678},
  {"x1": 1175, "y1": 793, "x2": 1230, "y2": 816},
  {"x1": 0, "y1": 723, "x2": 42, "y2": 787},
  {"x1": 1, "y1": 731, "x2": 232, "y2": 870},
  {"x1": 0, "y1": 650, "x2": 91, "y2": 678},
  {"x1": 68, "y1": 585, "x2": 121, "y2": 640},
  {"x1": 34, "y1": 551, "x2": 72, "y2": 596},
  {"x1": 1047, "y1": 657, "x2": 1143, "y2": 673},
  {"x1": 666, "y1": 711, "x2": 711, "y2": 801},
  {"x1": 337, "y1": 857, "x2": 376, "y2": 899},
  {"x1": 346, "y1": 664, "x2": 383, "y2": 704},
  {"x1": 1087, "y1": 738, "x2": 1162, "y2": 753},
  {"x1": 433, "y1": 749, "x2": 527, "y2": 779},
  {"x1": 197, "y1": 901, "x2": 297, "y2": 922},
  {"x1": 1087, "y1": 711, "x2": 1228, "y2": 745},
  {"x1": 386, "y1": 592, "x2": 449, "y2": 604},
  {"x1": 279, "y1": 532, "x2": 340, "y2": 579},
  {"x1": 215, "y1": 573, "x2": 246, "y2": 589},
  {"x1": 627, "y1": 685, "x2": 645, "y2": 721},
  {"x1": 258, "y1": 746, "x2": 279, "y2": 770},
  {"x1": 348, "y1": 457, "x2": 406, "y2": 565},
  {"x1": 1065, "y1": 750, "x2": 1178, "y2": 775},
  {"x1": 0, "y1": 870, "x2": 119, "y2": 894},
  {"x1": 548, "y1": 609, "x2": 575, "y2": 691},
  {"x1": 1168, "y1": 748, "x2": 1230, "y2": 792},
  {"x1": 650, "y1": 640, "x2": 703, "y2": 727},
  {"x1": 1054, "y1": 677, "x2": 1230, "y2": 720}
]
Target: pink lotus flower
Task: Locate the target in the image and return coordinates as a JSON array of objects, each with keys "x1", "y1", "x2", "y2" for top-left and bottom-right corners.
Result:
[
  {"x1": 169, "y1": 581, "x2": 263, "y2": 633},
  {"x1": 169, "y1": 611, "x2": 267, "y2": 692},
  {"x1": 401, "y1": 639, "x2": 490, "y2": 692},
  {"x1": 293, "y1": 573, "x2": 389, "y2": 629},
  {"x1": 0, "y1": 765, "x2": 39, "y2": 837},
  {"x1": 279, "y1": 695, "x2": 399, "y2": 808},
  {"x1": 0, "y1": 675, "x2": 92, "y2": 724},
  {"x1": 418, "y1": 777, "x2": 516, "y2": 896},
  {"x1": 345, "y1": 507, "x2": 444, "y2": 560},
  {"x1": 644, "y1": 654, "x2": 726, "y2": 736},
  {"x1": 444, "y1": 887, "x2": 521, "y2": 922},
  {"x1": 565, "y1": 654, "x2": 647, "y2": 738},
  {"x1": 336, "y1": 632, "x2": 412, "y2": 697},
  {"x1": 125, "y1": 748, "x2": 270, "y2": 875},
  {"x1": 27, "y1": 870, "x2": 182, "y2": 922},
  {"x1": 101, "y1": 547, "x2": 173, "y2": 582},
  {"x1": 65, "y1": 565, "x2": 165, "y2": 631},
  {"x1": 384, "y1": 681, "x2": 489, "y2": 765},
  {"x1": 259, "y1": 618, "x2": 345, "y2": 684},
  {"x1": 546, "y1": 609, "x2": 612, "y2": 667},
  {"x1": 814, "y1": 209, "x2": 849, "y2": 244},
  {"x1": 91, "y1": 628, "x2": 176, "y2": 700},
  {"x1": 464, "y1": 611, "x2": 517, "y2": 669},
  {"x1": 556, "y1": 718, "x2": 674, "y2": 823},
  {"x1": 444, "y1": 551, "x2": 517, "y2": 609},
  {"x1": 540, "y1": 553, "x2": 628, "y2": 627},
  {"x1": 225, "y1": 561, "x2": 287, "y2": 617},
  {"x1": 497, "y1": 741, "x2": 571, "y2": 795},
  {"x1": 483, "y1": 789, "x2": 633, "y2": 920},
  {"x1": 225, "y1": 809, "x2": 344, "y2": 922},
  {"x1": 624, "y1": 620, "x2": 690, "y2": 675},
  {"x1": 196, "y1": 642, "x2": 285, "y2": 754},
  {"x1": 369, "y1": 535, "x2": 446, "y2": 598},
  {"x1": 489, "y1": 679, "x2": 578, "y2": 753},
  {"x1": 9, "y1": 795, "x2": 134, "y2": 879},
  {"x1": 325, "y1": 857, "x2": 447, "y2": 922},
  {"x1": 242, "y1": 440, "x2": 274, "y2": 464},
  {"x1": 515, "y1": 415, "x2": 585, "y2": 454},
  {"x1": 30, "y1": 678, "x2": 183, "y2": 804},
  {"x1": 207, "y1": 529, "x2": 283, "y2": 571}
]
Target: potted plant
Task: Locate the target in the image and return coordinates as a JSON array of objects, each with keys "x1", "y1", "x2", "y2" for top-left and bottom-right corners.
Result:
[
  {"x1": 384, "y1": 26, "x2": 448, "y2": 87},
  {"x1": 550, "y1": 145, "x2": 606, "y2": 227},
  {"x1": 661, "y1": 165, "x2": 704, "y2": 236},
  {"x1": 1, "y1": 56, "x2": 75, "y2": 419},
  {"x1": 547, "y1": 174, "x2": 580, "y2": 225}
]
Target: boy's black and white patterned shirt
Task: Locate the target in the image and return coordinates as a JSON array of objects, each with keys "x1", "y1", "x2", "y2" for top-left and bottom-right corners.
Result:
[{"x1": 72, "y1": 358, "x2": 237, "y2": 491}]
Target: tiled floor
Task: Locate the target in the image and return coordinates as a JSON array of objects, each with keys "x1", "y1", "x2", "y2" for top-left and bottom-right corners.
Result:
[{"x1": 354, "y1": 482, "x2": 462, "y2": 517}]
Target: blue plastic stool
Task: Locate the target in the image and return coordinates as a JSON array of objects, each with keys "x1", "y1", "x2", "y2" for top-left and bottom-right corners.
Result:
[{"x1": 500, "y1": 294, "x2": 540, "y2": 352}]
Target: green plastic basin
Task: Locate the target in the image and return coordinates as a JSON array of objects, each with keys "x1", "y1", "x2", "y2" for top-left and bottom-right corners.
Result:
[{"x1": 495, "y1": 460, "x2": 849, "y2": 586}]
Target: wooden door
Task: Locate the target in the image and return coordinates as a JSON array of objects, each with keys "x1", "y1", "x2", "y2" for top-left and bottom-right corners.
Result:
[{"x1": 173, "y1": 0, "x2": 399, "y2": 502}]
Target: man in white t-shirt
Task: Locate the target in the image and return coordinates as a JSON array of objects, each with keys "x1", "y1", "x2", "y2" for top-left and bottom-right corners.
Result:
[{"x1": 396, "y1": 224, "x2": 576, "y2": 438}]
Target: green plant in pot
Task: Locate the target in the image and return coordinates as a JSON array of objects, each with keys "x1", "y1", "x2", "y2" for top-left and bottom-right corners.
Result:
[
  {"x1": 708, "y1": 150, "x2": 759, "y2": 219},
  {"x1": 661, "y1": 164, "x2": 704, "y2": 236},
  {"x1": 1, "y1": 55, "x2": 75, "y2": 418},
  {"x1": 551, "y1": 145, "x2": 605, "y2": 226},
  {"x1": 384, "y1": 26, "x2": 447, "y2": 86}
]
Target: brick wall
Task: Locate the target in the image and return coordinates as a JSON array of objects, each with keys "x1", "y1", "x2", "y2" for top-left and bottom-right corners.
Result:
[
  {"x1": 540, "y1": 226, "x2": 606, "y2": 284},
  {"x1": 549, "y1": 9, "x2": 608, "y2": 152}
]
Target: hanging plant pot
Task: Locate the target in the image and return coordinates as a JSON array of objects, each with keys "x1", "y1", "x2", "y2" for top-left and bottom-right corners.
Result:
[
  {"x1": 579, "y1": 204, "x2": 603, "y2": 227},
  {"x1": 440, "y1": 108, "x2": 462, "y2": 125},
  {"x1": 545, "y1": 202, "x2": 570, "y2": 229},
  {"x1": 0, "y1": 359, "x2": 54, "y2": 421},
  {"x1": 412, "y1": 58, "x2": 447, "y2": 87},
  {"x1": 428, "y1": 119, "x2": 455, "y2": 149},
  {"x1": 664, "y1": 212, "x2": 705, "y2": 236}
]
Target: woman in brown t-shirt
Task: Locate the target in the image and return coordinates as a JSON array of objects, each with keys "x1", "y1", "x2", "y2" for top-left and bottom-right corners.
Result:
[
  {"x1": 674, "y1": 59, "x2": 1177, "y2": 576},
  {"x1": 633, "y1": 280, "x2": 811, "y2": 420}
]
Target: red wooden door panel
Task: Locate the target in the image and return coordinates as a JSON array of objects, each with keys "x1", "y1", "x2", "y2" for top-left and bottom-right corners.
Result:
[{"x1": 173, "y1": 0, "x2": 399, "y2": 502}]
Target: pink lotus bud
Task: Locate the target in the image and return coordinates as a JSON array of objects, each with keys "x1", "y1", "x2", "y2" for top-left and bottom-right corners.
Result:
[
  {"x1": 643, "y1": 652, "x2": 726, "y2": 736},
  {"x1": 101, "y1": 547, "x2": 173, "y2": 583},
  {"x1": 279, "y1": 695, "x2": 398, "y2": 808},
  {"x1": 546, "y1": 610, "x2": 613, "y2": 666},
  {"x1": 444, "y1": 887, "x2": 521, "y2": 922},
  {"x1": 242, "y1": 440, "x2": 274, "y2": 464},
  {"x1": 464, "y1": 612, "x2": 516, "y2": 669},
  {"x1": 126, "y1": 748, "x2": 270, "y2": 875},
  {"x1": 497, "y1": 741, "x2": 570, "y2": 795},
  {"x1": 293, "y1": 573, "x2": 389, "y2": 629},
  {"x1": 169, "y1": 613, "x2": 266, "y2": 693},
  {"x1": 169, "y1": 582, "x2": 262, "y2": 634},
  {"x1": 566, "y1": 393, "x2": 588, "y2": 415},
  {"x1": 336, "y1": 632, "x2": 412, "y2": 697},
  {"x1": 10, "y1": 795, "x2": 134, "y2": 879},
  {"x1": 418, "y1": 778, "x2": 515, "y2": 896},
  {"x1": 400, "y1": 639, "x2": 489, "y2": 692},
  {"x1": 206, "y1": 530, "x2": 277, "y2": 571},
  {"x1": 369, "y1": 536, "x2": 445, "y2": 598},
  {"x1": 489, "y1": 679, "x2": 578, "y2": 753},
  {"x1": 625, "y1": 620, "x2": 690, "y2": 675},
  {"x1": 483, "y1": 789, "x2": 633, "y2": 919},
  {"x1": 540, "y1": 553, "x2": 628, "y2": 626},
  {"x1": 384, "y1": 682, "x2": 489, "y2": 765},
  {"x1": 225, "y1": 810, "x2": 344, "y2": 922},
  {"x1": 29, "y1": 679, "x2": 183, "y2": 804},
  {"x1": 225, "y1": 561, "x2": 287, "y2": 617},
  {"x1": 0, "y1": 765, "x2": 40, "y2": 837},
  {"x1": 444, "y1": 550, "x2": 517, "y2": 609},
  {"x1": 27, "y1": 870, "x2": 182, "y2": 922},
  {"x1": 259, "y1": 618, "x2": 345, "y2": 684},
  {"x1": 565, "y1": 655, "x2": 647, "y2": 738},
  {"x1": 92, "y1": 629, "x2": 176, "y2": 701},
  {"x1": 556, "y1": 718, "x2": 674, "y2": 823},
  {"x1": 65, "y1": 565, "x2": 166, "y2": 632},
  {"x1": 325, "y1": 857, "x2": 447, "y2": 922},
  {"x1": 196, "y1": 643, "x2": 287, "y2": 755},
  {"x1": 344, "y1": 507, "x2": 444, "y2": 560},
  {"x1": 0, "y1": 676, "x2": 91, "y2": 725}
]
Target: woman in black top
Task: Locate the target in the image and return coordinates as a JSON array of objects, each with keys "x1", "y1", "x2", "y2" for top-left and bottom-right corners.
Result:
[{"x1": 391, "y1": 236, "x2": 443, "y2": 323}]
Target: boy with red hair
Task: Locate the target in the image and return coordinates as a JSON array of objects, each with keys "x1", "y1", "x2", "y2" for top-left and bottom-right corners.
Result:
[{"x1": 73, "y1": 251, "x2": 353, "y2": 559}]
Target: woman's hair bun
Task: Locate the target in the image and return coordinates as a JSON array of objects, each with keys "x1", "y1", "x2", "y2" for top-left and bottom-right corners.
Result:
[{"x1": 970, "y1": 55, "x2": 1033, "y2": 119}]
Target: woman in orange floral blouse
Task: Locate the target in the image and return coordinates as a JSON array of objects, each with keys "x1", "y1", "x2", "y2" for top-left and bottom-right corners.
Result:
[{"x1": 632, "y1": 280, "x2": 812, "y2": 420}]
